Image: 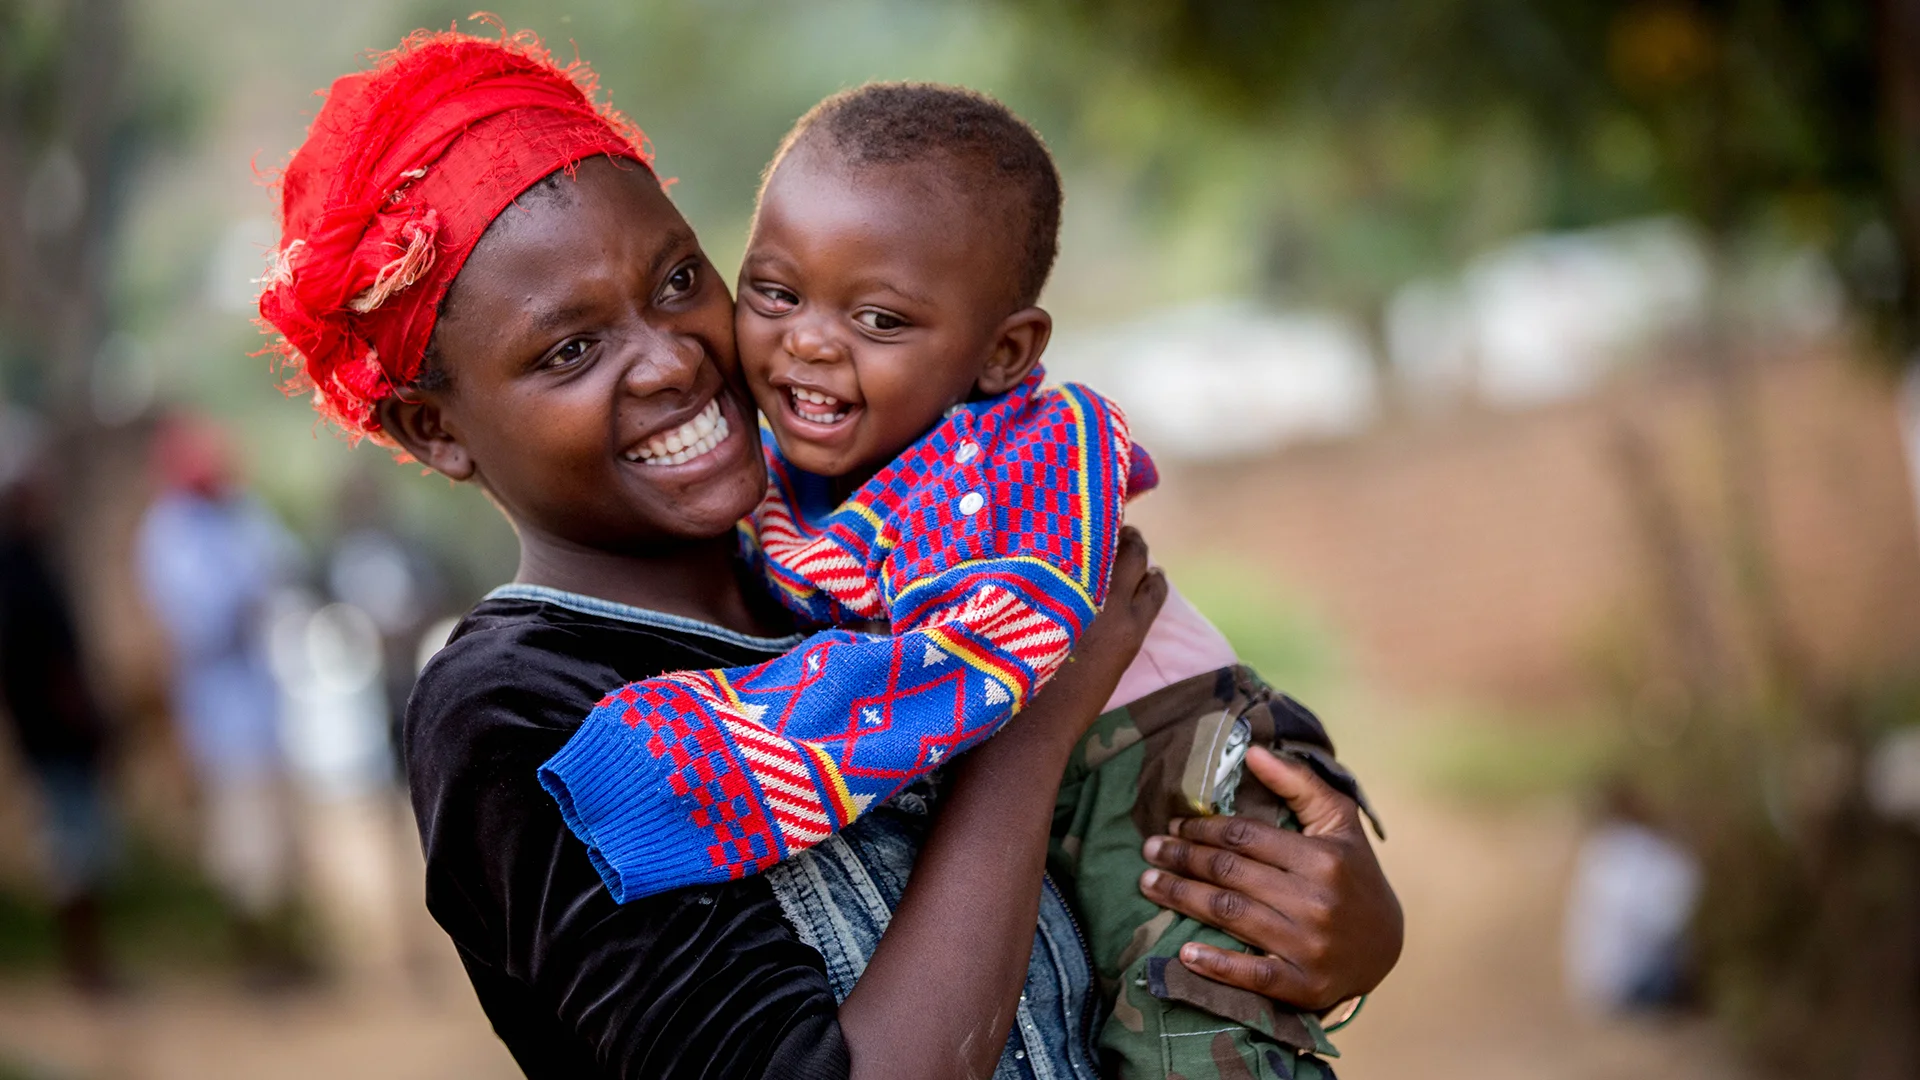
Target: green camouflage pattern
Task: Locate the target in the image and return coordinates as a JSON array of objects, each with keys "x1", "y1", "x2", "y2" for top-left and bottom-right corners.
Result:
[{"x1": 1050, "y1": 666, "x2": 1342, "y2": 1080}]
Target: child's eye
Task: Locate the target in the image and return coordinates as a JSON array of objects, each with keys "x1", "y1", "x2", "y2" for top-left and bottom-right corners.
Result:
[
  {"x1": 754, "y1": 284, "x2": 798, "y2": 313},
  {"x1": 541, "y1": 339, "x2": 592, "y2": 370},
  {"x1": 854, "y1": 310, "x2": 907, "y2": 333},
  {"x1": 658, "y1": 261, "x2": 700, "y2": 302}
]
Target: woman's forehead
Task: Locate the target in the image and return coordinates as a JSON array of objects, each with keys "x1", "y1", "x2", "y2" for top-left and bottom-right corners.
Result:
[{"x1": 445, "y1": 160, "x2": 693, "y2": 328}]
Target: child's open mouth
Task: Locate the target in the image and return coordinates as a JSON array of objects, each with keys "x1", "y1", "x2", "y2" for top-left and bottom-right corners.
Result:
[
  {"x1": 789, "y1": 386, "x2": 854, "y2": 426},
  {"x1": 624, "y1": 399, "x2": 731, "y2": 467}
]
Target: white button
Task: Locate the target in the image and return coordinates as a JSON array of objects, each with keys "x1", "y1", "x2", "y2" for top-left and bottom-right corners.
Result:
[
  {"x1": 958, "y1": 492, "x2": 985, "y2": 516},
  {"x1": 955, "y1": 441, "x2": 979, "y2": 464}
]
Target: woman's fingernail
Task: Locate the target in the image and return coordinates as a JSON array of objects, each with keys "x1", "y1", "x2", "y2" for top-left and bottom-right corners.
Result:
[
  {"x1": 1141, "y1": 869, "x2": 1161, "y2": 889},
  {"x1": 1168, "y1": 817, "x2": 1188, "y2": 837},
  {"x1": 1143, "y1": 836, "x2": 1165, "y2": 861}
]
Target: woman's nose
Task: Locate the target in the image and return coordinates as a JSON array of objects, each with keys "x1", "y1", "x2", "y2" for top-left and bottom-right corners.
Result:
[{"x1": 620, "y1": 326, "x2": 703, "y2": 396}]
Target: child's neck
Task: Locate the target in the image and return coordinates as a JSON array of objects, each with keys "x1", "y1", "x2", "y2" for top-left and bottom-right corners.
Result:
[
  {"x1": 828, "y1": 463, "x2": 884, "y2": 507},
  {"x1": 513, "y1": 529, "x2": 790, "y2": 639}
]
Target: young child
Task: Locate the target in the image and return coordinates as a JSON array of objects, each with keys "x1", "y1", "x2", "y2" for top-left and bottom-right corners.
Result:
[{"x1": 541, "y1": 84, "x2": 1377, "y2": 1080}]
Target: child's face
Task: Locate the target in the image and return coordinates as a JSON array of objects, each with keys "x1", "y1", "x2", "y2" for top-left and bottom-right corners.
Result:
[
  {"x1": 401, "y1": 157, "x2": 766, "y2": 549},
  {"x1": 736, "y1": 149, "x2": 1019, "y2": 482}
]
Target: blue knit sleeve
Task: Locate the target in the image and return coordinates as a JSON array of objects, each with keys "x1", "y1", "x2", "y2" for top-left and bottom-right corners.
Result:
[{"x1": 541, "y1": 374, "x2": 1142, "y2": 902}]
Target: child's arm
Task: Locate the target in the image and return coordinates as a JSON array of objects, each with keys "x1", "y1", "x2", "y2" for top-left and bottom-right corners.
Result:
[
  {"x1": 540, "y1": 378, "x2": 1145, "y2": 902},
  {"x1": 538, "y1": 556, "x2": 1101, "y2": 900}
]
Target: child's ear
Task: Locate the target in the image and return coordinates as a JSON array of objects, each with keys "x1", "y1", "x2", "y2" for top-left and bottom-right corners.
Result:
[
  {"x1": 376, "y1": 392, "x2": 475, "y2": 482},
  {"x1": 976, "y1": 307, "x2": 1052, "y2": 397}
]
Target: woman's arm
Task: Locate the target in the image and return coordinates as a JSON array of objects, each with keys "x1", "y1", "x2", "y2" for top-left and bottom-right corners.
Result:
[
  {"x1": 1138, "y1": 745, "x2": 1403, "y2": 1011},
  {"x1": 838, "y1": 527, "x2": 1167, "y2": 1080}
]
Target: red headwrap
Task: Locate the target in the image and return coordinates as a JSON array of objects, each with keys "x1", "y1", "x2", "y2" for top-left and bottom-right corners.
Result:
[{"x1": 257, "y1": 27, "x2": 651, "y2": 441}]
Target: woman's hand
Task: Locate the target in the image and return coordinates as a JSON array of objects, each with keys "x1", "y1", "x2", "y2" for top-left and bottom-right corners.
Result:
[
  {"x1": 1019, "y1": 526, "x2": 1168, "y2": 751},
  {"x1": 1138, "y1": 745, "x2": 1402, "y2": 1012},
  {"x1": 839, "y1": 526, "x2": 1165, "y2": 1080}
]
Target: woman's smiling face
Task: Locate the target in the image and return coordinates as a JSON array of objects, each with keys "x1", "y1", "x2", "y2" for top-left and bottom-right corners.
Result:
[{"x1": 385, "y1": 156, "x2": 766, "y2": 551}]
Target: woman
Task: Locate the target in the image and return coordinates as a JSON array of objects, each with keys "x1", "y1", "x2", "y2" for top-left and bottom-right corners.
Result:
[{"x1": 257, "y1": 30, "x2": 1399, "y2": 1079}]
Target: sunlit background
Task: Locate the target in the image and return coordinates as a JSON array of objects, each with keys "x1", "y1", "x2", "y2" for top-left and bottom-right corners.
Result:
[{"x1": 2, "y1": 1, "x2": 1917, "y2": 1078}]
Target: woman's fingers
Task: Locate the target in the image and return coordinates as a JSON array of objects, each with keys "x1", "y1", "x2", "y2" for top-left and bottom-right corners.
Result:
[
  {"x1": 1137, "y1": 862, "x2": 1306, "y2": 957},
  {"x1": 1173, "y1": 942, "x2": 1338, "y2": 1012},
  {"x1": 1160, "y1": 808, "x2": 1336, "y2": 881},
  {"x1": 1109, "y1": 525, "x2": 1150, "y2": 594},
  {"x1": 1143, "y1": 828, "x2": 1298, "y2": 903},
  {"x1": 1109, "y1": 526, "x2": 1167, "y2": 622},
  {"x1": 1242, "y1": 746, "x2": 1361, "y2": 839}
]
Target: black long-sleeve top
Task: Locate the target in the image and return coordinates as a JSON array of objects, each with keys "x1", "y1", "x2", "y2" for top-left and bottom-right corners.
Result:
[
  {"x1": 405, "y1": 591, "x2": 851, "y2": 1079},
  {"x1": 0, "y1": 534, "x2": 106, "y2": 765}
]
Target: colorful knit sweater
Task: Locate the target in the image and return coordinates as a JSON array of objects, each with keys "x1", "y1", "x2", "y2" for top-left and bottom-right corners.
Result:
[{"x1": 539, "y1": 370, "x2": 1157, "y2": 902}]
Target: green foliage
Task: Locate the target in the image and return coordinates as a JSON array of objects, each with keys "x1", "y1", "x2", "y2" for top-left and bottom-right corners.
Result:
[
  {"x1": 1414, "y1": 709, "x2": 1619, "y2": 804},
  {"x1": 1015, "y1": 0, "x2": 1906, "y2": 344}
]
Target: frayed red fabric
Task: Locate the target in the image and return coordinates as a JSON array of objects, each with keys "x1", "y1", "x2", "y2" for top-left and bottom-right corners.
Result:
[{"x1": 257, "y1": 28, "x2": 651, "y2": 442}]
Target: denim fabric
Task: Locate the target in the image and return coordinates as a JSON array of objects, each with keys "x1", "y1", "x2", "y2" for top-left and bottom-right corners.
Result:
[{"x1": 766, "y1": 775, "x2": 1102, "y2": 1080}]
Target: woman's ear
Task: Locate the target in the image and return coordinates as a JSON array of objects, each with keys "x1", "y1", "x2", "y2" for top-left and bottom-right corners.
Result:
[
  {"x1": 975, "y1": 307, "x2": 1053, "y2": 397},
  {"x1": 375, "y1": 392, "x2": 475, "y2": 481}
]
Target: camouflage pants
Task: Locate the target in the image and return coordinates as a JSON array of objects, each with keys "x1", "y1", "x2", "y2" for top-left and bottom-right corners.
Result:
[{"x1": 1049, "y1": 666, "x2": 1361, "y2": 1080}]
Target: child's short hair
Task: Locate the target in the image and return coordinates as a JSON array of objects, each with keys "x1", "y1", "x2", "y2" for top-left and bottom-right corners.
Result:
[{"x1": 765, "y1": 82, "x2": 1062, "y2": 309}]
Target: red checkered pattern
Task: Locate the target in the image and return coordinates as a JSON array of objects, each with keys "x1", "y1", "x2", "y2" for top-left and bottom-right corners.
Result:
[{"x1": 539, "y1": 369, "x2": 1157, "y2": 901}]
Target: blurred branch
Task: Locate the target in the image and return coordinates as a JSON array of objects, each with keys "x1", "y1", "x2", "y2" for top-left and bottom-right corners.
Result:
[
  {"x1": 1882, "y1": 0, "x2": 1920, "y2": 351},
  {"x1": 0, "y1": 0, "x2": 130, "y2": 427},
  {"x1": 1021, "y1": 0, "x2": 1910, "y2": 351}
]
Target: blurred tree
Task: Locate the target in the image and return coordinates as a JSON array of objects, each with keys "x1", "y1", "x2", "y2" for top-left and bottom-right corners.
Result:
[
  {"x1": 0, "y1": 0, "x2": 130, "y2": 421},
  {"x1": 0, "y1": 0, "x2": 186, "y2": 528},
  {"x1": 1020, "y1": 0, "x2": 1907, "y2": 348}
]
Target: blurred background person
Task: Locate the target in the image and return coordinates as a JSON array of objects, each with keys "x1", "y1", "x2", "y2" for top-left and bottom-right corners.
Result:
[
  {"x1": 134, "y1": 413, "x2": 303, "y2": 984},
  {"x1": 324, "y1": 461, "x2": 450, "y2": 763},
  {"x1": 0, "y1": 405, "x2": 118, "y2": 995},
  {"x1": 1563, "y1": 776, "x2": 1702, "y2": 1014},
  {"x1": 314, "y1": 464, "x2": 454, "y2": 988}
]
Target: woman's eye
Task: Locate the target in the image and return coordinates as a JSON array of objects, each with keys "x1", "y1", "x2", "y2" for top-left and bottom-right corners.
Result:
[
  {"x1": 855, "y1": 310, "x2": 906, "y2": 333},
  {"x1": 543, "y1": 339, "x2": 591, "y2": 369},
  {"x1": 660, "y1": 262, "x2": 699, "y2": 300}
]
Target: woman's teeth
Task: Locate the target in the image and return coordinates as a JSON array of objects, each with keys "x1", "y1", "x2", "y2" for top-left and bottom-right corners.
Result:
[
  {"x1": 791, "y1": 386, "x2": 851, "y2": 424},
  {"x1": 626, "y1": 400, "x2": 730, "y2": 466}
]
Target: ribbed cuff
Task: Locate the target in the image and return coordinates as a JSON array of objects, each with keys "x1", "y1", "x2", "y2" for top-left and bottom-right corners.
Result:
[{"x1": 539, "y1": 710, "x2": 719, "y2": 903}]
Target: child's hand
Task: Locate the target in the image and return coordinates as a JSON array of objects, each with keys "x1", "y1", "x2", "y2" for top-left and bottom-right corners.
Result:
[{"x1": 1136, "y1": 745, "x2": 1403, "y2": 1011}]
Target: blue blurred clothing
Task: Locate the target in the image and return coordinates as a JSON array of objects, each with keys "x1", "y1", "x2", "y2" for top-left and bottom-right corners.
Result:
[{"x1": 136, "y1": 491, "x2": 294, "y2": 783}]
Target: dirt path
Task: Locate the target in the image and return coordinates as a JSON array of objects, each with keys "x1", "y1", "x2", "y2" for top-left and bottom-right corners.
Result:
[
  {"x1": 0, "y1": 792, "x2": 1757, "y2": 1080},
  {"x1": 1337, "y1": 794, "x2": 1754, "y2": 1080}
]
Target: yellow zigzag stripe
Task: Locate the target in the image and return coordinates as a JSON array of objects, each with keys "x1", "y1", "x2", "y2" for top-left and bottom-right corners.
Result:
[
  {"x1": 799, "y1": 742, "x2": 859, "y2": 824},
  {"x1": 892, "y1": 555, "x2": 1097, "y2": 617},
  {"x1": 712, "y1": 673, "x2": 858, "y2": 827},
  {"x1": 1060, "y1": 389, "x2": 1096, "y2": 590},
  {"x1": 925, "y1": 626, "x2": 1028, "y2": 709}
]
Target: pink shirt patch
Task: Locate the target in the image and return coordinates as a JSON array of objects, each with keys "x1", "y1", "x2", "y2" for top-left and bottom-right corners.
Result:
[{"x1": 1102, "y1": 580, "x2": 1239, "y2": 713}]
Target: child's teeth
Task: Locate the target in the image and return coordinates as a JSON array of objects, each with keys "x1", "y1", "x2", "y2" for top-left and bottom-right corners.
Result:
[
  {"x1": 792, "y1": 386, "x2": 850, "y2": 423},
  {"x1": 627, "y1": 401, "x2": 728, "y2": 465}
]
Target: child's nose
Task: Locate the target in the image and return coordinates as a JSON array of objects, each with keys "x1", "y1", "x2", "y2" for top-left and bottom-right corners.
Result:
[{"x1": 782, "y1": 315, "x2": 847, "y2": 365}]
